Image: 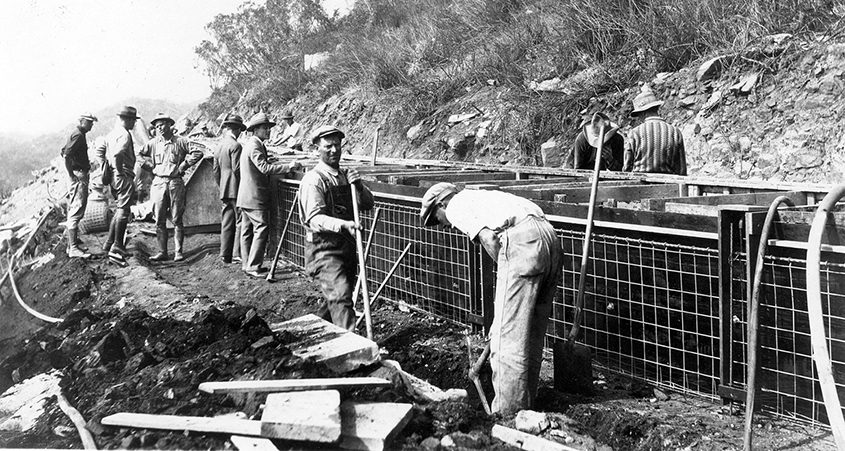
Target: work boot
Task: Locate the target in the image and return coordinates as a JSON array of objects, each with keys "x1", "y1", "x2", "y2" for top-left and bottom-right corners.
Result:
[
  {"x1": 73, "y1": 237, "x2": 88, "y2": 252},
  {"x1": 66, "y1": 228, "x2": 90, "y2": 258},
  {"x1": 149, "y1": 227, "x2": 169, "y2": 261},
  {"x1": 173, "y1": 228, "x2": 184, "y2": 262},
  {"x1": 103, "y1": 218, "x2": 117, "y2": 253}
]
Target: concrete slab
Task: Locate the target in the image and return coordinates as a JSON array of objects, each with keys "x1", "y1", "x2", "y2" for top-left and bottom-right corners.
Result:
[
  {"x1": 269, "y1": 314, "x2": 380, "y2": 373},
  {"x1": 339, "y1": 401, "x2": 414, "y2": 451},
  {"x1": 260, "y1": 390, "x2": 341, "y2": 442},
  {"x1": 229, "y1": 435, "x2": 278, "y2": 451}
]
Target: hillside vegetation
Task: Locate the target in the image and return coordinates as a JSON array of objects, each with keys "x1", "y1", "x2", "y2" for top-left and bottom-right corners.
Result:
[{"x1": 197, "y1": 1, "x2": 843, "y2": 163}]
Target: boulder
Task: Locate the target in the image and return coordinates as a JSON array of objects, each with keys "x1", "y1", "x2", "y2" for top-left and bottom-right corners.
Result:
[
  {"x1": 540, "y1": 139, "x2": 565, "y2": 168},
  {"x1": 514, "y1": 410, "x2": 550, "y2": 434}
]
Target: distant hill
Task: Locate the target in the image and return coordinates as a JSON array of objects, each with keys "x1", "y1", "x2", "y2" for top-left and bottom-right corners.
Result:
[{"x1": 0, "y1": 98, "x2": 198, "y2": 198}]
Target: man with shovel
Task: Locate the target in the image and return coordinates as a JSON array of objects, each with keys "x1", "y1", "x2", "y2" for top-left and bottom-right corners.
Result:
[
  {"x1": 298, "y1": 125, "x2": 374, "y2": 330},
  {"x1": 420, "y1": 183, "x2": 562, "y2": 414}
]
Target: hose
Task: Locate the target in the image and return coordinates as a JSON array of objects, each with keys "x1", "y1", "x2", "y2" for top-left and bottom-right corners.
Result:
[
  {"x1": 806, "y1": 184, "x2": 845, "y2": 450},
  {"x1": 7, "y1": 255, "x2": 63, "y2": 323},
  {"x1": 743, "y1": 196, "x2": 794, "y2": 451},
  {"x1": 55, "y1": 390, "x2": 97, "y2": 449}
]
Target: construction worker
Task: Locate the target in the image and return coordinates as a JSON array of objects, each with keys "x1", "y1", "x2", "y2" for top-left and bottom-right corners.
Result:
[
  {"x1": 213, "y1": 113, "x2": 246, "y2": 264},
  {"x1": 270, "y1": 109, "x2": 304, "y2": 150},
  {"x1": 623, "y1": 85, "x2": 687, "y2": 175},
  {"x1": 62, "y1": 113, "x2": 98, "y2": 258},
  {"x1": 419, "y1": 183, "x2": 562, "y2": 414},
  {"x1": 237, "y1": 112, "x2": 302, "y2": 277},
  {"x1": 104, "y1": 106, "x2": 140, "y2": 264},
  {"x1": 139, "y1": 113, "x2": 204, "y2": 262},
  {"x1": 569, "y1": 112, "x2": 624, "y2": 171},
  {"x1": 298, "y1": 125, "x2": 374, "y2": 330}
]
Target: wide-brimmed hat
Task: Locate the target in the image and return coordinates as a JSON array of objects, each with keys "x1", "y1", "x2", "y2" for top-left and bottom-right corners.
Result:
[
  {"x1": 631, "y1": 85, "x2": 663, "y2": 114},
  {"x1": 419, "y1": 182, "x2": 458, "y2": 227},
  {"x1": 310, "y1": 125, "x2": 345, "y2": 144},
  {"x1": 117, "y1": 106, "x2": 140, "y2": 119},
  {"x1": 280, "y1": 109, "x2": 294, "y2": 119},
  {"x1": 246, "y1": 112, "x2": 275, "y2": 131},
  {"x1": 221, "y1": 113, "x2": 246, "y2": 130},
  {"x1": 150, "y1": 112, "x2": 175, "y2": 126},
  {"x1": 80, "y1": 113, "x2": 98, "y2": 122},
  {"x1": 583, "y1": 112, "x2": 619, "y2": 148}
]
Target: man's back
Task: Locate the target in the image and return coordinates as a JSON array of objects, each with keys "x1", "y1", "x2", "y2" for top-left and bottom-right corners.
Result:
[{"x1": 623, "y1": 117, "x2": 687, "y2": 175}]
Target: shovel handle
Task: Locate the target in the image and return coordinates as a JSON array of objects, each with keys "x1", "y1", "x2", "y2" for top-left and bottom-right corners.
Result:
[{"x1": 351, "y1": 183, "x2": 373, "y2": 339}]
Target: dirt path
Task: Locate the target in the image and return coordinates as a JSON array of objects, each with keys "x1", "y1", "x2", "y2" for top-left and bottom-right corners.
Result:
[{"x1": 0, "y1": 225, "x2": 837, "y2": 450}]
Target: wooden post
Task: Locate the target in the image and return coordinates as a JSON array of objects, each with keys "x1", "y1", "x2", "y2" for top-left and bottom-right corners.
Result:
[{"x1": 371, "y1": 127, "x2": 380, "y2": 166}]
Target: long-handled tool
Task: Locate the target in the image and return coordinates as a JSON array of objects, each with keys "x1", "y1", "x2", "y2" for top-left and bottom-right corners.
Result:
[
  {"x1": 352, "y1": 208, "x2": 382, "y2": 305},
  {"x1": 466, "y1": 335, "x2": 492, "y2": 415},
  {"x1": 354, "y1": 242, "x2": 414, "y2": 329},
  {"x1": 554, "y1": 114, "x2": 607, "y2": 394},
  {"x1": 267, "y1": 191, "x2": 300, "y2": 282},
  {"x1": 351, "y1": 183, "x2": 373, "y2": 339}
]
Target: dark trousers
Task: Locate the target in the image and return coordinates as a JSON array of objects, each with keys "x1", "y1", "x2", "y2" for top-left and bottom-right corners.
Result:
[
  {"x1": 305, "y1": 233, "x2": 357, "y2": 330},
  {"x1": 220, "y1": 199, "x2": 241, "y2": 261},
  {"x1": 240, "y1": 208, "x2": 268, "y2": 271}
]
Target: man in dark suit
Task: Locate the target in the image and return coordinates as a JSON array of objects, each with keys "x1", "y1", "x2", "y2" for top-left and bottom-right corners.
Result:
[
  {"x1": 236, "y1": 113, "x2": 302, "y2": 277},
  {"x1": 213, "y1": 113, "x2": 246, "y2": 264}
]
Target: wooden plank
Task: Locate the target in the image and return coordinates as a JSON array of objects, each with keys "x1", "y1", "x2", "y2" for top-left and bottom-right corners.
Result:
[
  {"x1": 411, "y1": 172, "x2": 516, "y2": 186},
  {"x1": 261, "y1": 391, "x2": 341, "y2": 442},
  {"x1": 269, "y1": 314, "x2": 380, "y2": 373},
  {"x1": 230, "y1": 435, "x2": 278, "y2": 451},
  {"x1": 491, "y1": 424, "x2": 579, "y2": 451},
  {"x1": 552, "y1": 183, "x2": 681, "y2": 203},
  {"x1": 101, "y1": 412, "x2": 263, "y2": 436},
  {"x1": 465, "y1": 177, "x2": 581, "y2": 188},
  {"x1": 339, "y1": 402, "x2": 414, "y2": 451},
  {"x1": 199, "y1": 377, "x2": 392, "y2": 395},
  {"x1": 645, "y1": 190, "x2": 806, "y2": 211},
  {"x1": 664, "y1": 202, "x2": 721, "y2": 217}
]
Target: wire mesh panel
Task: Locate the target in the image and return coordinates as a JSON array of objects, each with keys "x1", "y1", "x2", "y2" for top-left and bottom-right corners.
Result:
[{"x1": 549, "y1": 227, "x2": 722, "y2": 398}]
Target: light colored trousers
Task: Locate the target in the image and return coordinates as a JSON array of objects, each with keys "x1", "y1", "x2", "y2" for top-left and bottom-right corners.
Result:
[
  {"x1": 152, "y1": 177, "x2": 186, "y2": 228},
  {"x1": 67, "y1": 170, "x2": 89, "y2": 230},
  {"x1": 490, "y1": 216, "x2": 562, "y2": 414}
]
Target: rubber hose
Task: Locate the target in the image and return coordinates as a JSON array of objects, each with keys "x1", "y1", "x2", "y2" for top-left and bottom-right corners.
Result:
[
  {"x1": 806, "y1": 184, "x2": 845, "y2": 450},
  {"x1": 743, "y1": 195, "x2": 794, "y2": 451}
]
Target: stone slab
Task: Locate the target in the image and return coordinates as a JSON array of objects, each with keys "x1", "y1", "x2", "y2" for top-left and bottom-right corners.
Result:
[
  {"x1": 339, "y1": 401, "x2": 414, "y2": 451},
  {"x1": 260, "y1": 390, "x2": 341, "y2": 442},
  {"x1": 269, "y1": 314, "x2": 380, "y2": 373}
]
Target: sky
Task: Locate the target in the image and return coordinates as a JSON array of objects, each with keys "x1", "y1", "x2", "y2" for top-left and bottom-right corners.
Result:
[{"x1": 0, "y1": 0, "x2": 352, "y2": 136}]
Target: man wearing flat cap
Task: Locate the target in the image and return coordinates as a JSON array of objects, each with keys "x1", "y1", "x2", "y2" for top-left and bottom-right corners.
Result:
[
  {"x1": 61, "y1": 112, "x2": 98, "y2": 258},
  {"x1": 213, "y1": 113, "x2": 246, "y2": 264},
  {"x1": 420, "y1": 183, "x2": 561, "y2": 414},
  {"x1": 298, "y1": 125, "x2": 374, "y2": 330},
  {"x1": 568, "y1": 112, "x2": 625, "y2": 171},
  {"x1": 237, "y1": 112, "x2": 302, "y2": 277},
  {"x1": 103, "y1": 106, "x2": 140, "y2": 264},
  {"x1": 623, "y1": 85, "x2": 687, "y2": 175},
  {"x1": 139, "y1": 113, "x2": 204, "y2": 262}
]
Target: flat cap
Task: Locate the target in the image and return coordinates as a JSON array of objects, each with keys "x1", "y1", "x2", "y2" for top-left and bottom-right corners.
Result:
[
  {"x1": 310, "y1": 125, "x2": 345, "y2": 144},
  {"x1": 419, "y1": 182, "x2": 458, "y2": 227}
]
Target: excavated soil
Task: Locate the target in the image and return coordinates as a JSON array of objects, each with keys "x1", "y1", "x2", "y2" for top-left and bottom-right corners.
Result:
[{"x1": 0, "y1": 226, "x2": 837, "y2": 450}]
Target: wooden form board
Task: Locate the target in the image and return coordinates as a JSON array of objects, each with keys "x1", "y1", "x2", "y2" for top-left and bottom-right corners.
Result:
[
  {"x1": 339, "y1": 402, "x2": 414, "y2": 451},
  {"x1": 269, "y1": 314, "x2": 380, "y2": 373},
  {"x1": 645, "y1": 190, "x2": 807, "y2": 212},
  {"x1": 394, "y1": 172, "x2": 515, "y2": 186},
  {"x1": 102, "y1": 412, "x2": 263, "y2": 436},
  {"x1": 260, "y1": 390, "x2": 340, "y2": 442},
  {"x1": 199, "y1": 377, "x2": 392, "y2": 394},
  {"x1": 552, "y1": 183, "x2": 683, "y2": 204}
]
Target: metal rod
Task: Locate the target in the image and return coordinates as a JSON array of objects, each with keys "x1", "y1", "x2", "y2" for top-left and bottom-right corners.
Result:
[
  {"x1": 355, "y1": 242, "x2": 413, "y2": 329},
  {"x1": 352, "y1": 207, "x2": 382, "y2": 305},
  {"x1": 267, "y1": 191, "x2": 299, "y2": 282}
]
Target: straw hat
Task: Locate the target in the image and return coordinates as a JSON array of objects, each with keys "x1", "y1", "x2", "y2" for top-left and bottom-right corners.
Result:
[
  {"x1": 150, "y1": 113, "x2": 175, "y2": 126},
  {"x1": 631, "y1": 85, "x2": 663, "y2": 114},
  {"x1": 80, "y1": 113, "x2": 98, "y2": 122},
  {"x1": 583, "y1": 113, "x2": 619, "y2": 148}
]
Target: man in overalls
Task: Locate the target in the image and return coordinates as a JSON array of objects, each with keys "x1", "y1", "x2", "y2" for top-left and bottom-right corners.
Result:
[
  {"x1": 298, "y1": 125, "x2": 374, "y2": 330},
  {"x1": 419, "y1": 183, "x2": 562, "y2": 414},
  {"x1": 139, "y1": 113, "x2": 204, "y2": 262}
]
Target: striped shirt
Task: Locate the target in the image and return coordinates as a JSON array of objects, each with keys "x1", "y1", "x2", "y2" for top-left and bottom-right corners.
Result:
[{"x1": 623, "y1": 116, "x2": 687, "y2": 175}]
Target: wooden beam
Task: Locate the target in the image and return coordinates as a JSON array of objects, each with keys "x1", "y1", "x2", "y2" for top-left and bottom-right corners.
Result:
[
  {"x1": 261, "y1": 391, "x2": 341, "y2": 442},
  {"x1": 199, "y1": 377, "x2": 392, "y2": 395},
  {"x1": 409, "y1": 172, "x2": 516, "y2": 187},
  {"x1": 339, "y1": 402, "x2": 414, "y2": 451},
  {"x1": 645, "y1": 191, "x2": 806, "y2": 211},
  {"x1": 101, "y1": 413, "x2": 263, "y2": 436},
  {"x1": 490, "y1": 424, "x2": 579, "y2": 451},
  {"x1": 552, "y1": 183, "x2": 682, "y2": 203}
]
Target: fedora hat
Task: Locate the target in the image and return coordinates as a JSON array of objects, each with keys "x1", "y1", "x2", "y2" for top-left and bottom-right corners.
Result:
[
  {"x1": 221, "y1": 113, "x2": 246, "y2": 130},
  {"x1": 117, "y1": 106, "x2": 140, "y2": 119},
  {"x1": 631, "y1": 85, "x2": 663, "y2": 114},
  {"x1": 280, "y1": 109, "x2": 294, "y2": 119},
  {"x1": 419, "y1": 182, "x2": 458, "y2": 227},
  {"x1": 80, "y1": 113, "x2": 98, "y2": 122},
  {"x1": 246, "y1": 112, "x2": 275, "y2": 131},
  {"x1": 310, "y1": 125, "x2": 345, "y2": 144},
  {"x1": 150, "y1": 112, "x2": 175, "y2": 126},
  {"x1": 583, "y1": 112, "x2": 619, "y2": 148}
]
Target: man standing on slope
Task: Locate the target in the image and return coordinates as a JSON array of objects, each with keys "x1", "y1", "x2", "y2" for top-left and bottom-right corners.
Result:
[
  {"x1": 62, "y1": 113, "x2": 98, "y2": 258},
  {"x1": 298, "y1": 126, "x2": 374, "y2": 330},
  {"x1": 419, "y1": 183, "x2": 562, "y2": 414},
  {"x1": 237, "y1": 113, "x2": 302, "y2": 277},
  {"x1": 139, "y1": 113, "x2": 204, "y2": 262},
  {"x1": 622, "y1": 85, "x2": 687, "y2": 175},
  {"x1": 213, "y1": 113, "x2": 246, "y2": 264},
  {"x1": 104, "y1": 106, "x2": 140, "y2": 265}
]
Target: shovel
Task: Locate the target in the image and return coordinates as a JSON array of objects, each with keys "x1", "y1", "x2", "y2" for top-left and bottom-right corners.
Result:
[
  {"x1": 466, "y1": 335, "x2": 492, "y2": 415},
  {"x1": 554, "y1": 113, "x2": 609, "y2": 394}
]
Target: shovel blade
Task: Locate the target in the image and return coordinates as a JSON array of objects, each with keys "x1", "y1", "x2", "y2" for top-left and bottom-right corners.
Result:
[{"x1": 554, "y1": 340, "x2": 594, "y2": 395}]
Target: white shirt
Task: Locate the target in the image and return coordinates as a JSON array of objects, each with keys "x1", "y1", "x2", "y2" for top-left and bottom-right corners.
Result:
[{"x1": 445, "y1": 190, "x2": 545, "y2": 240}]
